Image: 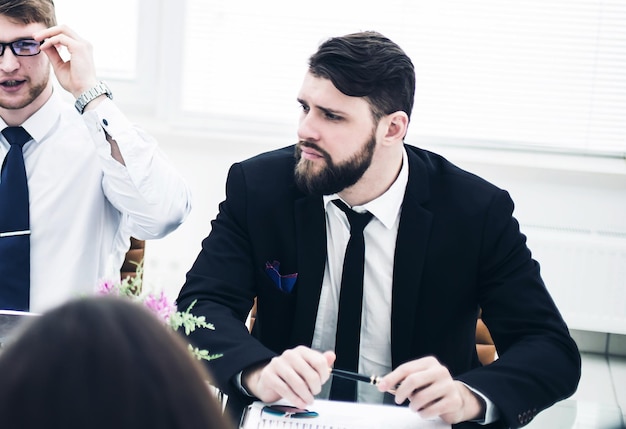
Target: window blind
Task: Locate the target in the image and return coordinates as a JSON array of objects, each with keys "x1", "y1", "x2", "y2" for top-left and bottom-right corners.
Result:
[{"x1": 181, "y1": 0, "x2": 626, "y2": 156}]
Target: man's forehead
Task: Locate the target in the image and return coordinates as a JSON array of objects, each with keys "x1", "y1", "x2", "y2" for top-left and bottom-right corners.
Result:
[
  {"x1": 298, "y1": 72, "x2": 369, "y2": 112},
  {"x1": 0, "y1": 16, "x2": 46, "y2": 41}
]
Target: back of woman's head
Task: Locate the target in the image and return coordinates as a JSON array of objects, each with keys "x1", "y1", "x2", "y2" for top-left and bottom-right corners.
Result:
[{"x1": 0, "y1": 296, "x2": 233, "y2": 429}]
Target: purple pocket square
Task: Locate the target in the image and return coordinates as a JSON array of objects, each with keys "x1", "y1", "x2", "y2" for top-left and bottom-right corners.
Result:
[{"x1": 265, "y1": 260, "x2": 297, "y2": 293}]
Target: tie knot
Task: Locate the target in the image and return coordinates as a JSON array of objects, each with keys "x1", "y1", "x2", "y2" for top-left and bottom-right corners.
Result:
[
  {"x1": 2, "y1": 127, "x2": 32, "y2": 148},
  {"x1": 333, "y1": 199, "x2": 373, "y2": 233}
]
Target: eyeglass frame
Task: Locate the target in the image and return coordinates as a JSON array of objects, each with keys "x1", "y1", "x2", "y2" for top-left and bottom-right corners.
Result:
[{"x1": 0, "y1": 39, "x2": 42, "y2": 57}]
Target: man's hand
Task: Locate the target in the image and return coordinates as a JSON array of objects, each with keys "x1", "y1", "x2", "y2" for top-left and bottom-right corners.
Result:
[
  {"x1": 243, "y1": 346, "x2": 336, "y2": 409},
  {"x1": 33, "y1": 25, "x2": 99, "y2": 99},
  {"x1": 33, "y1": 25, "x2": 125, "y2": 162},
  {"x1": 376, "y1": 356, "x2": 485, "y2": 424}
]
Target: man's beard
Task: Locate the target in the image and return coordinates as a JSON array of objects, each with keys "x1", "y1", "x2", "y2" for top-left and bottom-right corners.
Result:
[
  {"x1": 0, "y1": 77, "x2": 49, "y2": 110},
  {"x1": 294, "y1": 134, "x2": 376, "y2": 196}
]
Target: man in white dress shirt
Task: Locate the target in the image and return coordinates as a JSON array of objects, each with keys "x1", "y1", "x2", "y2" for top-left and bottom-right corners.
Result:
[{"x1": 0, "y1": 0, "x2": 192, "y2": 312}]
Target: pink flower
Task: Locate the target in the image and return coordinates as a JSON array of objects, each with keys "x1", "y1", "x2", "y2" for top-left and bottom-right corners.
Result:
[
  {"x1": 96, "y1": 278, "x2": 120, "y2": 296},
  {"x1": 143, "y1": 290, "x2": 176, "y2": 323}
]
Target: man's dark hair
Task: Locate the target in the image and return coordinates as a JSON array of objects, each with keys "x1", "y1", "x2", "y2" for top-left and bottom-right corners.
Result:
[{"x1": 308, "y1": 31, "x2": 415, "y2": 122}]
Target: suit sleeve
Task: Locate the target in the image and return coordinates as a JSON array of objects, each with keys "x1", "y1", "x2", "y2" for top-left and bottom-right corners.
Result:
[
  {"x1": 176, "y1": 162, "x2": 277, "y2": 401},
  {"x1": 456, "y1": 190, "x2": 581, "y2": 428}
]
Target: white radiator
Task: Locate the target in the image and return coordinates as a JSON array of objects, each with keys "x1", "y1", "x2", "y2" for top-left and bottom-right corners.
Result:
[{"x1": 524, "y1": 225, "x2": 626, "y2": 335}]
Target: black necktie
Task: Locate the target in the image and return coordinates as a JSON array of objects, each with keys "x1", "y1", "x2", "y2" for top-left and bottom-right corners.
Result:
[
  {"x1": 329, "y1": 199, "x2": 373, "y2": 401},
  {"x1": 0, "y1": 126, "x2": 32, "y2": 311}
]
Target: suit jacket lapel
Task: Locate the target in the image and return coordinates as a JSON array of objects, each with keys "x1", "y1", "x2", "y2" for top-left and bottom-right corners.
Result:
[
  {"x1": 391, "y1": 149, "x2": 433, "y2": 368},
  {"x1": 291, "y1": 195, "x2": 326, "y2": 346}
]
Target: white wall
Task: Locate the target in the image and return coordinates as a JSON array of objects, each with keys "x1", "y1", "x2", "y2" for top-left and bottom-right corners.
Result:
[{"x1": 431, "y1": 146, "x2": 626, "y2": 335}]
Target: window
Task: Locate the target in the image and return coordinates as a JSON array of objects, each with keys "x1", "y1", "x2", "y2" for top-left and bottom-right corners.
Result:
[
  {"x1": 54, "y1": 0, "x2": 138, "y2": 79},
  {"x1": 55, "y1": 0, "x2": 626, "y2": 156},
  {"x1": 179, "y1": 0, "x2": 626, "y2": 156},
  {"x1": 53, "y1": 0, "x2": 159, "y2": 111}
]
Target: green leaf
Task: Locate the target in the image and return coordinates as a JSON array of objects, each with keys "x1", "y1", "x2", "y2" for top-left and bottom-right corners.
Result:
[{"x1": 188, "y1": 344, "x2": 223, "y2": 362}]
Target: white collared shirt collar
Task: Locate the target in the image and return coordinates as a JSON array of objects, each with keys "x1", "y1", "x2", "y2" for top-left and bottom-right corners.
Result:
[
  {"x1": 1, "y1": 89, "x2": 63, "y2": 149},
  {"x1": 323, "y1": 147, "x2": 408, "y2": 227}
]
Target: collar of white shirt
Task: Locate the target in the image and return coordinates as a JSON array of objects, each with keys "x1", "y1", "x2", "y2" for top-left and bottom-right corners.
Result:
[
  {"x1": 1, "y1": 89, "x2": 63, "y2": 152},
  {"x1": 322, "y1": 147, "x2": 409, "y2": 228}
]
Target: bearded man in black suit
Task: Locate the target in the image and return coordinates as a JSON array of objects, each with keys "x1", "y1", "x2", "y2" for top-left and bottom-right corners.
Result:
[{"x1": 177, "y1": 31, "x2": 580, "y2": 428}]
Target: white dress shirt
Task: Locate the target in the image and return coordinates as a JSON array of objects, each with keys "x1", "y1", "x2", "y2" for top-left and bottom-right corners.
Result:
[
  {"x1": 311, "y1": 148, "x2": 498, "y2": 423},
  {"x1": 312, "y1": 149, "x2": 406, "y2": 404},
  {"x1": 0, "y1": 90, "x2": 192, "y2": 313}
]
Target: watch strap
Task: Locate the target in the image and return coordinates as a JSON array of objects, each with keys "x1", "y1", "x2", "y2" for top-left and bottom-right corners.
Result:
[{"x1": 74, "y1": 81, "x2": 113, "y2": 114}]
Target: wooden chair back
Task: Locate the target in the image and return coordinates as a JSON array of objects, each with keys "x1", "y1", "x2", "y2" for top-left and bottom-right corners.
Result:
[{"x1": 121, "y1": 237, "x2": 145, "y2": 280}]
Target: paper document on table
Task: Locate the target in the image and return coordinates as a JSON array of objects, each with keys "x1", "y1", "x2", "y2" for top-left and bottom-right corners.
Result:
[{"x1": 239, "y1": 399, "x2": 450, "y2": 429}]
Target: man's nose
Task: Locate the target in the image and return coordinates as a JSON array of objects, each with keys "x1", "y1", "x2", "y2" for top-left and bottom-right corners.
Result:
[
  {"x1": 0, "y1": 48, "x2": 21, "y2": 73},
  {"x1": 297, "y1": 113, "x2": 321, "y2": 142}
]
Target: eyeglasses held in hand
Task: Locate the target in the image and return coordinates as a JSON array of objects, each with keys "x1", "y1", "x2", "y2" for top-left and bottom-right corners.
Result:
[
  {"x1": 262, "y1": 405, "x2": 319, "y2": 418},
  {"x1": 0, "y1": 39, "x2": 42, "y2": 57}
]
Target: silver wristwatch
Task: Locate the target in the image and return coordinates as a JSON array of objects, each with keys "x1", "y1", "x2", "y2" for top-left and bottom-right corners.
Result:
[{"x1": 74, "y1": 81, "x2": 113, "y2": 114}]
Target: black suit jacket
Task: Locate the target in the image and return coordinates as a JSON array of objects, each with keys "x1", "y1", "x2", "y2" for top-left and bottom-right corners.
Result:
[{"x1": 177, "y1": 144, "x2": 580, "y2": 428}]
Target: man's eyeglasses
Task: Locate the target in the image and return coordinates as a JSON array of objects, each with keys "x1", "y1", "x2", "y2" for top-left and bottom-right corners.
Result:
[{"x1": 0, "y1": 39, "x2": 42, "y2": 57}]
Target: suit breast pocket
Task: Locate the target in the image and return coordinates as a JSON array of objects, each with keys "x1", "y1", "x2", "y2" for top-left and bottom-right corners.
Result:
[{"x1": 253, "y1": 274, "x2": 299, "y2": 348}]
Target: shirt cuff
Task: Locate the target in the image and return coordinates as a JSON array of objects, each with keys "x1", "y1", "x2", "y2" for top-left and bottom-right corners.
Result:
[
  {"x1": 82, "y1": 98, "x2": 133, "y2": 139},
  {"x1": 459, "y1": 382, "x2": 501, "y2": 425},
  {"x1": 233, "y1": 371, "x2": 256, "y2": 398}
]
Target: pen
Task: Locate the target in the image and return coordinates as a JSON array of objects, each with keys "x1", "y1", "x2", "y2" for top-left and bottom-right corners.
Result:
[
  {"x1": 330, "y1": 368, "x2": 400, "y2": 394},
  {"x1": 330, "y1": 368, "x2": 382, "y2": 386}
]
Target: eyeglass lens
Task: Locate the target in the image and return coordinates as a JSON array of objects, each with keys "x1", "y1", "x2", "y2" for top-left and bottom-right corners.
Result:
[{"x1": 0, "y1": 39, "x2": 41, "y2": 56}]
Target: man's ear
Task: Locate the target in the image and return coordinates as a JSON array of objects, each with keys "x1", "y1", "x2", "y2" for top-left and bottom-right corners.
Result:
[{"x1": 382, "y1": 111, "x2": 409, "y2": 143}]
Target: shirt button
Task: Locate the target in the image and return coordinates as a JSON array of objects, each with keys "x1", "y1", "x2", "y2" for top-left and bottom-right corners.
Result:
[{"x1": 102, "y1": 119, "x2": 108, "y2": 126}]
